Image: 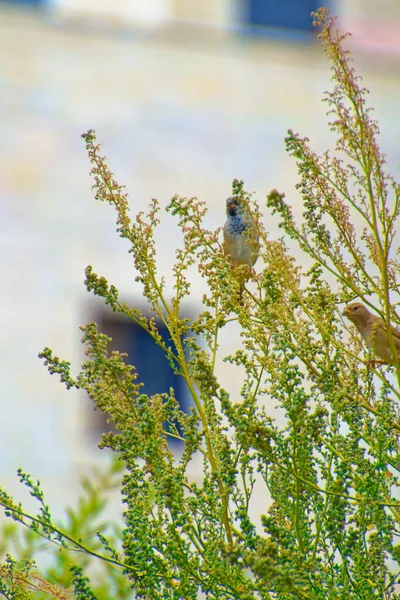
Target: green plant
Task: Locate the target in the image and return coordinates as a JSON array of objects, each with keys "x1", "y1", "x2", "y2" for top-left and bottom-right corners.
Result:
[
  {"x1": 0, "y1": 459, "x2": 132, "y2": 598},
  {"x1": 1, "y1": 8, "x2": 400, "y2": 599}
]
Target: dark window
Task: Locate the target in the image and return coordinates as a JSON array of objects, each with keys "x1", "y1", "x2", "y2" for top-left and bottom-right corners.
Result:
[
  {"x1": 246, "y1": 0, "x2": 332, "y2": 35},
  {"x1": 87, "y1": 310, "x2": 192, "y2": 451}
]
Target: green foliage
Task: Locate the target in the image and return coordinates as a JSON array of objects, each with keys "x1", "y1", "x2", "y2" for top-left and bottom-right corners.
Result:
[
  {"x1": 2, "y1": 7, "x2": 400, "y2": 599},
  {"x1": 0, "y1": 460, "x2": 132, "y2": 598},
  {"x1": 0, "y1": 554, "x2": 73, "y2": 599}
]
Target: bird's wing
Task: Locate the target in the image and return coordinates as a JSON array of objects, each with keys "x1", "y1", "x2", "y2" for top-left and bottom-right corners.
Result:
[
  {"x1": 389, "y1": 323, "x2": 400, "y2": 352},
  {"x1": 243, "y1": 218, "x2": 259, "y2": 266},
  {"x1": 371, "y1": 319, "x2": 400, "y2": 352}
]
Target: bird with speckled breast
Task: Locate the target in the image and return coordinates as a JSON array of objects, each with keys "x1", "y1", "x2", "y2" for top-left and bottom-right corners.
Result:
[{"x1": 223, "y1": 196, "x2": 259, "y2": 299}]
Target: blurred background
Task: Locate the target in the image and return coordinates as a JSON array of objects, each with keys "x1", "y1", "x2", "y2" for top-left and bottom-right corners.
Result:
[{"x1": 1, "y1": 0, "x2": 400, "y2": 519}]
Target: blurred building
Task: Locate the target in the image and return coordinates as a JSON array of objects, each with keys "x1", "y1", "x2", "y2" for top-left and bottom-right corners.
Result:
[
  {"x1": 1, "y1": 0, "x2": 400, "y2": 521},
  {"x1": 42, "y1": 0, "x2": 400, "y2": 55}
]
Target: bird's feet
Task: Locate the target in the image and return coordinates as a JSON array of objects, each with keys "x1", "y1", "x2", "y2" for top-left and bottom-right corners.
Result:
[
  {"x1": 365, "y1": 359, "x2": 386, "y2": 369},
  {"x1": 365, "y1": 355, "x2": 400, "y2": 369}
]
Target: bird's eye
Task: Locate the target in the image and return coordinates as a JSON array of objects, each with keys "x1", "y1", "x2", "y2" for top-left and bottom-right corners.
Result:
[{"x1": 353, "y1": 306, "x2": 359, "y2": 311}]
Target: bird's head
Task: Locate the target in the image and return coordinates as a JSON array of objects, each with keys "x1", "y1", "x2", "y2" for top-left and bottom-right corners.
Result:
[
  {"x1": 226, "y1": 197, "x2": 241, "y2": 217},
  {"x1": 342, "y1": 302, "x2": 371, "y2": 326}
]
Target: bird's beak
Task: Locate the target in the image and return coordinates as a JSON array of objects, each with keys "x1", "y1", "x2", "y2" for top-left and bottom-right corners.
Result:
[{"x1": 342, "y1": 306, "x2": 350, "y2": 317}]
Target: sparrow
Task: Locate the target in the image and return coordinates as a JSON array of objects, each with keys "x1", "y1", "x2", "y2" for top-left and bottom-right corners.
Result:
[
  {"x1": 223, "y1": 197, "x2": 259, "y2": 299},
  {"x1": 342, "y1": 302, "x2": 400, "y2": 367}
]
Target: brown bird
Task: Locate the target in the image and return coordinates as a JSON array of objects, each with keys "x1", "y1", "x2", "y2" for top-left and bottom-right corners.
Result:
[{"x1": 342, "y1": 302, "x2": 400, "y2": 367}]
